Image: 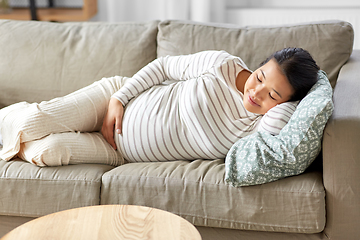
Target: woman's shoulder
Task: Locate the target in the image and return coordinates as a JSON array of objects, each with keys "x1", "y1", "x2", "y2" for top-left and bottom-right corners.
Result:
[
  {"x1": 194, "y1": 50, "x2": 235, "y2": 59},
  {"x1": 210, "y1": 50, "x2": 250, "y2": 71}
]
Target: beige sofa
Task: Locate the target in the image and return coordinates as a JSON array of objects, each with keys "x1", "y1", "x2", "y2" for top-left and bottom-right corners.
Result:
[{"x1": 0, "y1": 19, "x2": 358, "y2": 240}]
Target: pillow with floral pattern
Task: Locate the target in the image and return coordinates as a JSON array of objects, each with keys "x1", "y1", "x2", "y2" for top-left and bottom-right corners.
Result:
[{"x1": 225, "y1": 70, "x2": 333, "y2": 186}]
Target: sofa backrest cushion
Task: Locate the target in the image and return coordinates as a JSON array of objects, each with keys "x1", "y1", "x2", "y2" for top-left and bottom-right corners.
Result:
[
  {"x1": 0, "y1": 20, "x2": 159, "y2": 107},
  {"x1": 157, "y1": 20, "x2": 353, "y2": 88}
]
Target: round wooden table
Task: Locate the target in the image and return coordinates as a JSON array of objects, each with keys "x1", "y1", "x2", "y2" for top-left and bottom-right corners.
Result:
[{"x1": 1, "y1": 205, "x2": 202, "y2": 240}]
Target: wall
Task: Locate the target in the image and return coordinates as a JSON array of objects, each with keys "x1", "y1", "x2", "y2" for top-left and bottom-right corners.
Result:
[
  {"x1": 9, "y1": 0, "x2": 359, "y2": 49},
  {"x1": 226, "y1": 0, "x2": 359, "y2": 49},
  {"x1": 93, "y1": 0, "x2": 359, "y2": 49}
]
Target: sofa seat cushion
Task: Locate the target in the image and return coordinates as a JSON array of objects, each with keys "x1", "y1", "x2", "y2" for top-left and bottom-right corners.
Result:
[
  {"x1": 101, "y1": 160, "x2": 325, "y2": 233},
  {"x1": 0, "y1": 159, "x2": 114, "y2": 217}
]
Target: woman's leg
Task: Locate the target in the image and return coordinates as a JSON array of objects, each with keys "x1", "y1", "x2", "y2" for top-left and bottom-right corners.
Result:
[
  {"x1": 17, "y1": 132, "x2": 124, "y2": 167},
  {"x1": 0, "y1": 76, "x2": 128, "y2": 161}
]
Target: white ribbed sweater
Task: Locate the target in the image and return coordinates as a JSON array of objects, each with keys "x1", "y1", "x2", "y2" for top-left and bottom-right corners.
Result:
[{"x1": 112, "y1": 50, "x2": 262, "y2": 162}]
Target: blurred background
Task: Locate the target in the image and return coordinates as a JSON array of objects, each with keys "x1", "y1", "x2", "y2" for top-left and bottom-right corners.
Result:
[{"x1": 2, "y1": 0, "x2": 359, "y2": 49}]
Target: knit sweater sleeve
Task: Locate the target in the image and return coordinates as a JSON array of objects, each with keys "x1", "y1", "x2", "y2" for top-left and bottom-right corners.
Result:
[{"x1": 111, "y1": 50, "x2": 229, "y2": 105}]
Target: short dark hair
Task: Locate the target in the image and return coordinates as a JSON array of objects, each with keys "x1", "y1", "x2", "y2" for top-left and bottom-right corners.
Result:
[{"x1": 261, "y1": 47, "x2": 319, "y2": 101}]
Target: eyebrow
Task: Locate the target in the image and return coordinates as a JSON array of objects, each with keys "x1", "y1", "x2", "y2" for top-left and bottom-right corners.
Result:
[
  {"x1": 273, "y1": 89, "x2": 282, "y2": 99},
  {"x1": 260, "y1": 69, "x2": 266, "y2": 80},
  {"x1": 260, "y1": 69, "x2": 282, "y2": 99}
]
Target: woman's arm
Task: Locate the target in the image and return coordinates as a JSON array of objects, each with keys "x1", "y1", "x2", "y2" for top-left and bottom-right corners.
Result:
[
  {"x1": 102, "y1": 50, "x2": 231, "y2": 149},
  {"x1": 101, "y1": 98, "x2": 124, "y2": 150},
  {"x1": 112, "y1": 50, "x2": 229, "y2": 105}
]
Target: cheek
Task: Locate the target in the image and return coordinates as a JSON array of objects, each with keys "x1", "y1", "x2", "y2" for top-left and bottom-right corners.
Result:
[
  {"x1": 263, "y1": 102, "x2": 278, "y2": 113},
  {"x1": 244, "y1": 76, "x2": 255, "y2": 91}
]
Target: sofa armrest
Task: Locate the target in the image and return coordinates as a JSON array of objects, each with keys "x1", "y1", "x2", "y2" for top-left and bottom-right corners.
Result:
[{"x1": 323, "y1": 50, "x2": 360, "y2": 240}]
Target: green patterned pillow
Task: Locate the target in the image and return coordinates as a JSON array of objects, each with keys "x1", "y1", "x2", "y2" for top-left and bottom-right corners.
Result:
[{"x1": 225, "y1": 70, "x2": 333, "y2": 187}]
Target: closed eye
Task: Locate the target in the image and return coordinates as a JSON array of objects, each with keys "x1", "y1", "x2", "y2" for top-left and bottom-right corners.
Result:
[
  {"x1": 257, "y1": 75, "x2": 262, "y2": 83},
  {"x1": 269, "y1": 93, "x2": 276, "y2": 100}
]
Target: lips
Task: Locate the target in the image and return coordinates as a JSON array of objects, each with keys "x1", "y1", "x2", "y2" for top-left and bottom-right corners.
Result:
[{"x1": 248, "y1": 94, "x2": 260, "y2": 107}]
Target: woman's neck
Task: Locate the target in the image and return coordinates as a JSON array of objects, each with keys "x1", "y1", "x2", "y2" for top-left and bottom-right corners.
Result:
[{"x1": 236, "y1": 70, "x2": 251, "y2": 93}]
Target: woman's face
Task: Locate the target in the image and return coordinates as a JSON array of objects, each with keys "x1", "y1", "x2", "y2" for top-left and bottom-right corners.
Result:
[{"x1": 243, "y1": 59, "x2": 294, "y2": 115}]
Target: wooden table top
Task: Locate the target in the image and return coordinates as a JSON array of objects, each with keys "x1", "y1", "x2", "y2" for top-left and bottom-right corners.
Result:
[{"x1": 1, "y1": 205, "x2": 202, "y2": 240}]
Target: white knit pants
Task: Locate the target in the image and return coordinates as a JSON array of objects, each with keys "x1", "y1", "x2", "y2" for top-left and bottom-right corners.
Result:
[{"x1": 0, "y1": 76, "x2": 127, "y2": 167}]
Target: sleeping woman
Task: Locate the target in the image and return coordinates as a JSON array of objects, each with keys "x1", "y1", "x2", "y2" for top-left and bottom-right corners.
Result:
[{"x1": 0, "y1": 47, "x2": 319, "y2": 166}]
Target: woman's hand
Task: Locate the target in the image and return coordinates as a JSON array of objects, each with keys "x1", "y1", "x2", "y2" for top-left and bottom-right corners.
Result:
[{"x1": 101, "y1": 98, "x2": 124, "y2": 150}]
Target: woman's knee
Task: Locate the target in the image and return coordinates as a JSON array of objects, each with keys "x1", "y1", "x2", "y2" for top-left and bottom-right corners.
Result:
[{"x1": 18, "y1": 134, "x2": 71, "y2": 167}]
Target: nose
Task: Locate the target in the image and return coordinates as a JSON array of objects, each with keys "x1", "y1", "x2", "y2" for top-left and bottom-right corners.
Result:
[{"x1": 253, "y1": 85, "x2": 265, "y2": 100}]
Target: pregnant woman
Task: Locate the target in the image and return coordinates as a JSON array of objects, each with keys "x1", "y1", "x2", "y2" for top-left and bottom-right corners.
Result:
[{"x1": 0, "y1": 48, "x2": 319, "y2": 166}]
